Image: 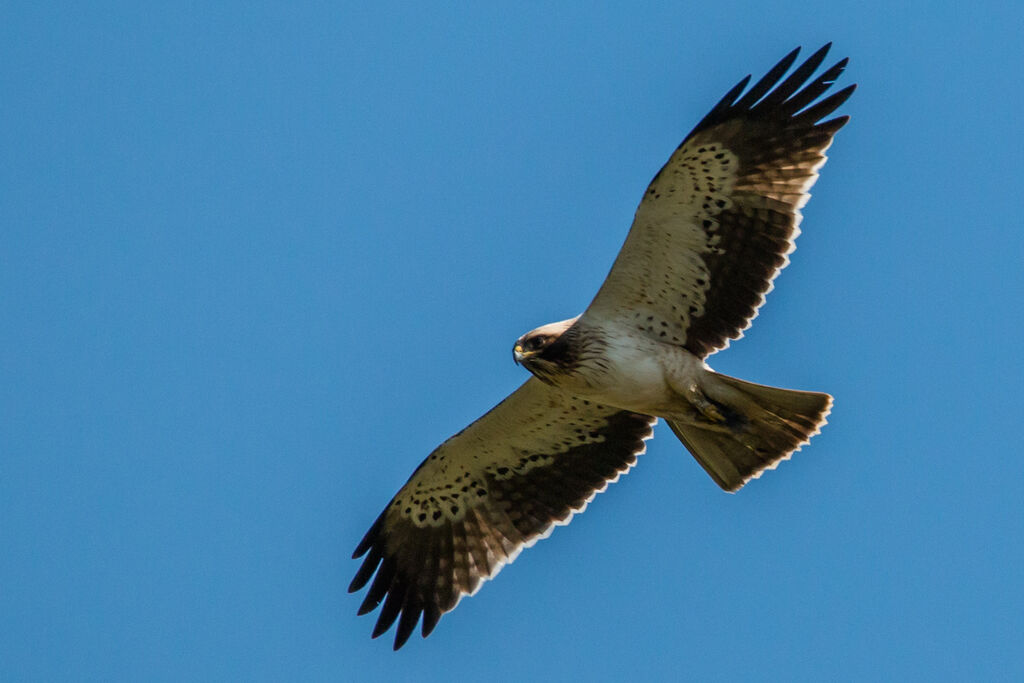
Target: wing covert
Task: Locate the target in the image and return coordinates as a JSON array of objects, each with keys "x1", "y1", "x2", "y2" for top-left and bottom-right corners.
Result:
[
  {"x1": 349, "y1": 378, "x2": 655, "y2": 649},
  {"x1": 584, "y1": 44, "x2": 854, "y2": 357}
]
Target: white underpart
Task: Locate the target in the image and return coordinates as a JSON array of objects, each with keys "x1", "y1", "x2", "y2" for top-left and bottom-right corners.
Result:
[{"x1": 555, "y1": 321, "x2": 709, "y2": 416}]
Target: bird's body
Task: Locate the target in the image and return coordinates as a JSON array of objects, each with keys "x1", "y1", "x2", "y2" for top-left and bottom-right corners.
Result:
[
  {"x1": 350, "y1": 44, "x2": 855, "y2": 649},
  {"x1": 518, "y1": 317, "x2": 706, "y2": 415}
]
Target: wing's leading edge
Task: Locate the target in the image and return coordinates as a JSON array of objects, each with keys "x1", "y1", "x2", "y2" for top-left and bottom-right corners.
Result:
[
  {"x1": 349, "y1": 379, "x2": 654, "y2": 649},
  {"x1": 584, "y1": 44, "x2": 854, "y2": 357}
]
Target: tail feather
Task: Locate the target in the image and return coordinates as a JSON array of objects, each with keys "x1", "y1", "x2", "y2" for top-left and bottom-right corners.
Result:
[{"x1": 668, "y1": 372, "x2": 832, "y2": 492}]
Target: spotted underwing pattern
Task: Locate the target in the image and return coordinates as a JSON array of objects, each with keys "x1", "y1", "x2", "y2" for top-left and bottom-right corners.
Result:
[
  {"x1": 351, "y1": 44, "x2": 853, "y2": 650},
  {"x1": 588, "y1": 44, "x2": 853, "y2": 358},
  {"x1": 349, "y1": 379, "x2": 654, "y2": 649}
]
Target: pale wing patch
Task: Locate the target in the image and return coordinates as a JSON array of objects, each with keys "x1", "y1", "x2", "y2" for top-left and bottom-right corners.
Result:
[
  {"x1": 606, "y1": 142, "x2": 737, "y2": 344},
  {"x1": 582, "y1": 45, "x2": 853, "y2": 359},
  {"x1": 393, "y1": 387, "x2": 618, "y2": 529},
  {"x1": 587, "y1": 144, "x2": 740, "y2": 347},
  {"x1": 349, "y1": 378, "x2": 655, "y2": 649},
  {"x1": 642, "y1": 143, "x2": 739, "y2": 226},
  {"x1": 432, "y1": 422, "x2": 647, "y2": 605}
]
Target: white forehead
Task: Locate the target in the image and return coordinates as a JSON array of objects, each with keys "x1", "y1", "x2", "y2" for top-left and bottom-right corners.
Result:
[{"x1": 523, "y1": 315, "x2": 580, "y2": 339}]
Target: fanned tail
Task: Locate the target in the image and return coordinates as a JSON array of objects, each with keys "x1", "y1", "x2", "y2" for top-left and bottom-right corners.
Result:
[{"x1": 667, "y1": 372, "x2": 832, "y2": 492}]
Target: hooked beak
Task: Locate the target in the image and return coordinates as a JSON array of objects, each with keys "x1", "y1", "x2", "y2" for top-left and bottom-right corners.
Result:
[{"x1": 513, "y1": 342, "x2": 535, "y2": 366}]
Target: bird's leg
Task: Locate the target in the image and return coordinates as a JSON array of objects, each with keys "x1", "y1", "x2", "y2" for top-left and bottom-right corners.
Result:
[{"x1": 681, "y1": 383, "x2": 727, "y2": 424}]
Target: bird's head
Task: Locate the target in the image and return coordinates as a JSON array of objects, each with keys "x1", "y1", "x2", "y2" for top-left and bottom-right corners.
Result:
[{"x1": 513, "y1": 317, "x2": 580, "y2": 382}]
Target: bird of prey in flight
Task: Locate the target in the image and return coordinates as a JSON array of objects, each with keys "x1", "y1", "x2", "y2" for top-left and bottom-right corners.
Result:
[{"x1": 350, "y1": 44, "x2": 854, "y2": 649}]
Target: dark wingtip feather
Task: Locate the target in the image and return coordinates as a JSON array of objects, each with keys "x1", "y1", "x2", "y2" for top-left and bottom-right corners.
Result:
[
  {"x1": 829, "y1": 56, "x2": 850, "y2": 75},
  {"x1": 783, "y1": 57, "x2": 849, "y2": 112},
  {"x1": 393, "y1": 596, "x2": 422, "y2": 650},
  {"x1": 688, "y1": 74, "x2": 750, "y2": 137},
  {"x1": 720, "y1": 74, "x2": 753, "y2": 108},
  {"x1": 352, "y1": 510, "x2": 386, "y2": 558},
  {"x1": 372, "y1": 582, "x2": 407, "y2": 639},
  {"x1": 819, "y1": 114, "x2": 851, "y2": 135},
  {"x1": 357, "y1": 593, "x2": 382, "y2": 617},
  {"x1": 813, "y1": 41, "x2": 833, "y2": 60},
  {"x1": 421, "y1": 603, "x2": 442, "y2": 638},
  {"x1": 735, "y1": 46, "x2": 801, "y2": 109},
  {"x1": 357, "y1": 557, "x2": 395, "y2": 615},
  {"x1": 357, "y1": 602, "x2": 378, "y2": 618},
  {"x1": 757, "y1": 43, "x2": 832, "y2": 108},
  {"x1": 685, "y1": 44, "x2": 852, "y2": 144},
  {"x1": 796, "y1": 84, "x2": 857, "y2": 124},
  {"x1": 348, "y1": 544, "x2": 383, "y2": 593}
]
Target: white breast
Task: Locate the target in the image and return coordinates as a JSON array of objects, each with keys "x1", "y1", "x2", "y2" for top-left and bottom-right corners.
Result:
[{"x1": 571, "y1": 321, "x2": 706, "y2": 415}]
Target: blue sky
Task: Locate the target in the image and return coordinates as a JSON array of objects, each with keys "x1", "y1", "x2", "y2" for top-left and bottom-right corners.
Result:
[{"x1": 3, "y1": 2, "x2": 1023, "y2": 680}]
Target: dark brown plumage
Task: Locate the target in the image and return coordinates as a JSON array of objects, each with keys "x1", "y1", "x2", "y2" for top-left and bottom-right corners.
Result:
[
  {"x1": 349, "y1": 383, "x2": 653, "y2": 649},
  {"x1": 678, "y1": 45, "x2": 854, "y2": 357}
]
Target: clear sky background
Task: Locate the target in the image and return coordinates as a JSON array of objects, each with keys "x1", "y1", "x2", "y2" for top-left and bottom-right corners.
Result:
[{"x1": 3, "y1": 2, "x2": 1022, "y2": 681}]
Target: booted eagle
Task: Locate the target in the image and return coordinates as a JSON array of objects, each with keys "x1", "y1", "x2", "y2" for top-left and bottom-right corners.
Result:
[{"x1": 350, "y1": 44, "x2": 854, "y2": 649}]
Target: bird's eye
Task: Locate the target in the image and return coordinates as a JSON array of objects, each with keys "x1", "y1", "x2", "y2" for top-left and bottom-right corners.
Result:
[{"x1": 528, "y1": 336, "x2": 546, "y2": 351}]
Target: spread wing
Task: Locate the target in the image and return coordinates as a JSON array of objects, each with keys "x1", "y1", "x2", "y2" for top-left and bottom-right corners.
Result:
[
  {"x1": 583, "y1": 44, "x2": 855, "y2": 357},
  {"x1": 349, "y1": 378, "x2": 655, "y2": 649}
]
